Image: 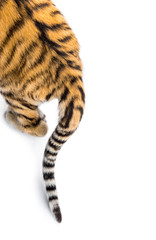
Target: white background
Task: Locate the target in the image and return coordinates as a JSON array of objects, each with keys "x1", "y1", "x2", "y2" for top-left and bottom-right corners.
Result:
[{"x1": 0, "y1": 0, "x2": 156, "y2": 239}]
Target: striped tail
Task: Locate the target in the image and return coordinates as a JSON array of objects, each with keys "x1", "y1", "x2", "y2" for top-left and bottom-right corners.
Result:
[{"x1": 43, "y1": 81, "x2": 85, "y2": 223}]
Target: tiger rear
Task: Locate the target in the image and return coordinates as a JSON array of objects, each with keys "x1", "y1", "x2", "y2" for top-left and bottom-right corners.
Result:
[{"x1": 0, "y1": 0, "x2": 85, "y2": 222}]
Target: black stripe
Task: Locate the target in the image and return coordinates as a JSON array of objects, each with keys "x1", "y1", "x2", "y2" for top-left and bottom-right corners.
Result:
[
  {"x1": 43, "y1": 161, "x2": 55, "y2": 168},
  {"x1": 45, "y1": 146, "x2": 55, "y2": 156},
  {"x1": 0, "y1": 18, "x2": 25, "y2": 54},
  {"x1": 52, "y1": 135, "x2": 66, "y2": 145},
  {"x1": 58, "y1": 122, "x2": 65, "y2": 129},
  {"x1": 24, "y1": 118, "x2": 41, "y2": 128},
  {"x1": 49, "y1": 196, "x2": 58, "y2": 201},
  {"x1": 31, "y1": 118, "x2": 41, "y2": 127},
  {"x1": 65, "y1": 26, "x2": 71, "y2": 30},
  {"x1": 51, "y1": 10, "x2": 62, "y2": 16},
  {"x1": 46, "y1": 89, "x2": 55, "y2": 101},
  {"x1": 59, "y1": 35, "x2": 72, "y2": 43},
  {"x1": 71, "y1": 76, "x2": 83, "y2": 84},
  {"x1": 50, "y1": 23, "x2": 66, "y2": 31},
  {"x1": 69, "y1": 64, "x2": 81, "y2": 71},
  {"x1": 76, "y1": 106, "x2": 83, "y2": 121},
  {"x1": 33, "y1": 2, "x2": 50, "y2": 10},
  {"x1": 55, "y1": 63, "x2": 65, "y2": 82},
  {"x1": 45, "y1": 149, "x2": 58, "y2": 157},
  {"x1": 67, "y1": 60, "x2": 81, "y2": 71},
  {"x1": 13, "y1": 0, "x2": 23, "y2": 8},
  {"x1": 43, "y1": 172, "x2": 54, "y2": 180},
  {"x1": 51, "y1": 56, "x2": 58, "y2": 62},
  {"x1": 25, "y1": 5, "x2": 33, "y2": 17},
  {"x1": 5, "y1": 99, "x2": 23, "y2": 110},
  {"x1": 59, "y1": 87, "x2": 69, "y2": 103},
  {"x1": 62, "y1": 100, "x2": 74, "y2": 128},
  {"x1": 54, "y1": 49, "x2": 69, "y2": 57},
  {"x1": 48, "y1": 140, "x2": 61, "y2": 151},
  {"x1": 1, "y1": 91, "x2": 15, "y2": 98},
  {"x1": 70, "y1": 77, "x2": 77, "y2": 84},
  {"x1": 16, "y1": 113, "x2": 34, "y2": 121},
  {"x1": 20, "y1": 101, "x2": 37, "y2": 110},
  {"x1": 35, "y1": 21, "x2": 54, "y2": 31},
  {"x1": 78, "y1": 86, "x2": 85, "y2": 103},
  {"x1": 79, "y1": 76, "x2": 83, "y2": 82},
  {"x1": 65, "y1": 100, "x2": 74, "y2": 128},
  {"x1": 67, "y1": 50, "x2": 75, "y2": 55},
  {"x1": 34, "y1": 20, "x2": 66, "y2": 35},
  {"x1": 46, "y1": 185, "x2": 56, "y2": 191},
  {"x1": 56, "y1": 128, "x2": 74, "y2": 137},
  {"x1": 4, "y1": 39, "x2": 23, "y2": 68}
]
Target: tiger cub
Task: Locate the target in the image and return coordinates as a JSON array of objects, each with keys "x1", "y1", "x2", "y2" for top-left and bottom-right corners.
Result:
[{"x1": 0, "y1": 0, "x2": 85, "y2": 223}]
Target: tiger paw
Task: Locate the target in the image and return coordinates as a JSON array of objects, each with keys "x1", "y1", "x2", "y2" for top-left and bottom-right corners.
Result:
[{"x1": 26, "y1": 119, "x2": 48, "y2": 137}]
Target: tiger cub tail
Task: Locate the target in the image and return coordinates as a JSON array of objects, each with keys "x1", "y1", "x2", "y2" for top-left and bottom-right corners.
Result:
[{"x1": 43, "y1": 77, "x2": 85, "y2": 222}]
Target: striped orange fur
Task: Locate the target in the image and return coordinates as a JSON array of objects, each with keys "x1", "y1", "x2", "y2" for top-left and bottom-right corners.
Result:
[{"x1": 0, "y1": 0, "x2": 85, "y2": 222}]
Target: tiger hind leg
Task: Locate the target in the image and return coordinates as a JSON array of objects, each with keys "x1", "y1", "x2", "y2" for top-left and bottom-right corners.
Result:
[{"x1": 5, "y1": 105, "x2": 48, "y2": 137}]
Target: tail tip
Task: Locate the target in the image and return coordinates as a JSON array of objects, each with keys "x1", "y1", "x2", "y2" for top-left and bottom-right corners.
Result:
[{"x1": 53, "y1": 206, "x2": 62, "y2": 223}]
